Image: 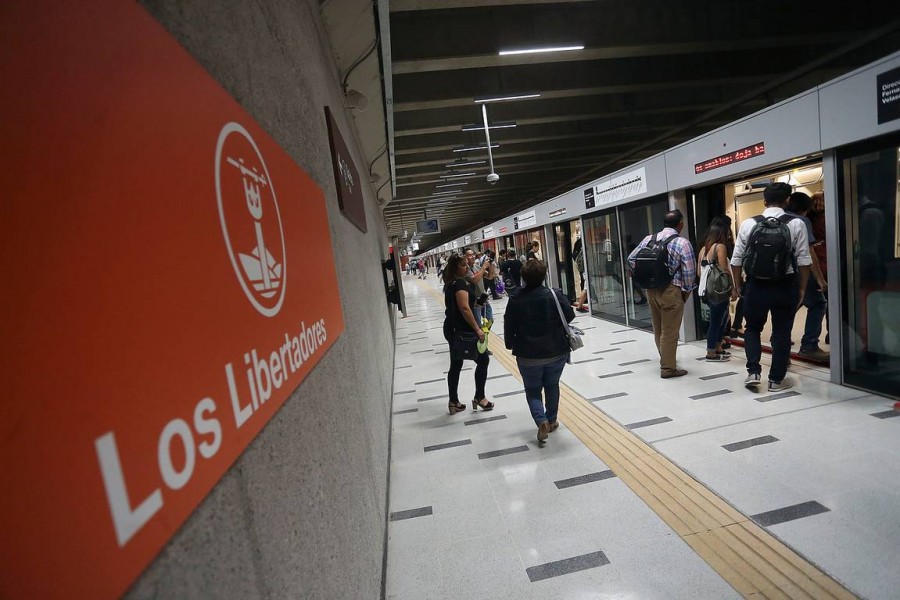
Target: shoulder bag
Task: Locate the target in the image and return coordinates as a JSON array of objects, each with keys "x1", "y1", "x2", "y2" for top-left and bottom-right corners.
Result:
[
  {"x1": 446, "y1": 278, "x2": 480, "y2": 361},
  {"x1": 549, "y1": 288, "x2": 585, "y2": 354},
  {"x1": 701, "y1": 244, "x2": 733, "y2": 304}
]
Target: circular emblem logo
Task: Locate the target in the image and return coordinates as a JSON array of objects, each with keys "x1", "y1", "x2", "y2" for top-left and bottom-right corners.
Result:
[{"x1": 215, "y1": 122, "x2": 286, "y2": 317}]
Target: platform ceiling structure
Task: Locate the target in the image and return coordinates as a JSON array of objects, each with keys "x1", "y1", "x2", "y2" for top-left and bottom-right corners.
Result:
[{"x1": 380, "y1": 0, "x2": 900, "y2": 250}]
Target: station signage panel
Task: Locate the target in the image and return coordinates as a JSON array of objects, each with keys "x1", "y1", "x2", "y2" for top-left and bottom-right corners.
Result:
[
  {"x1": 514, "y1": 210, "x2": 537, "y2": 230},
  {"x1": 464, "y1": 235, "x2": 472, "y2": 244},
  {"x1": 585, "y1": 167, "x2": 648, "y2": 209},
  {"x1": 877, "y1": 65, "x2": 900, "y2": 124},
  {"x1": 325, "y1": 107, "x2": 366, "y2": 233},
  {"x1": 499, "y1": 226, "x2": 509, "y2": 234},
  {"x1": 0, "y1": 3, "x2": 344, "y2": 598},
  {"x1": 549, "y1": 207, "x2": 567, "y2": 219},
  {"x1": 694, "y1": 143, "x2": 765, "y2": 174},
  {"x1": 482, "y1": 226, "x2": 494, "y2": 238}
]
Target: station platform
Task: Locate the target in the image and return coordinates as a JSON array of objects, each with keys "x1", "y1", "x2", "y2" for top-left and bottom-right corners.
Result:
[{"x1": 386, "y1": 275, "x2": 900, "y2": 600}]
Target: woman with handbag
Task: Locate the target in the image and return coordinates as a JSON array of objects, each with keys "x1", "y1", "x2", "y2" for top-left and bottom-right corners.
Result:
[
  {"x1": 697, "y1": 221, "x2": 734, "y2": 362},
  {"x1": 503, "y1": 259, "x2": 576, "y2": 443},
  {"x1": 442, "y1": 254, "x2": 493, "y2": 415}
]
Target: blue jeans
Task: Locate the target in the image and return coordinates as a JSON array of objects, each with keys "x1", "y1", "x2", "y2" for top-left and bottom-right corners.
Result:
[
  {"x1": 517, "y1": 356, "x2": 568, "y2": 425},
  {"x1": 473, "y1": 301, "x2": 493, "y2": 326},
  {"x1": 801, "y1": 280, "x2": 827, "y2": 351},
  {"x1": 705, "y1": 298, "x2": 730, "y2": 352}
]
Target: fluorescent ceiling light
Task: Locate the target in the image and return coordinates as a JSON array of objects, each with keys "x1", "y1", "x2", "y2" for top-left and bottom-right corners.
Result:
[
  {"x1": 440, "y1": 171, "x2": 476, "y2": 178},
  {"x1": 433, "y1": 190, "x2": 458, "y2": 195},
  {"x1": 474, "y1": 93, "x2": 541, "y2": 103},
  {"x1": 498, "y1": 45, "x2": 583, "y2": 56},
  {"x1": 452, "y1": 145, "x2": 499, "y2": 153},
  {"x1": 436, "y1": 182, "x2": 468, "y2": 188},
  {"x1": 461, "y1": 121, "x2": 517, "y2": 132},
  {"x1": 445, "y1": 160, "x2": 485, "y2": 167}
]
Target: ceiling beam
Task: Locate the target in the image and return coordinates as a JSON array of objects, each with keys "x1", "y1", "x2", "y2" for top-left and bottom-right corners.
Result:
[
  {"x1": 392, "y1": 35, "x2": 848, "y2": 75},
  {"x1": 390, "y1": 0, "x2": 593, "y2": 11},
  {"x1": 392, "y1": 75, "x2": 772, "y2": 113}
]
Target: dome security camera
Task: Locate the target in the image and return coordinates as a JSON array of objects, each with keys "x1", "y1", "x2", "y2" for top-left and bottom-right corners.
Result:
[{"x1": 486, "y1": 172, "x2": 500, "y2": 185}]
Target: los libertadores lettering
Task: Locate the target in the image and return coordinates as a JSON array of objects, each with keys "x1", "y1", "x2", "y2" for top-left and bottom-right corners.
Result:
[{"x1": 93, "y1": 318, "x2": 328, "y2": 547}]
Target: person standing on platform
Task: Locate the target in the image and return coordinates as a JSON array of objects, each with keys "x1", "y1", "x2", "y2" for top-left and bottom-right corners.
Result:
[
  {"x1": 501, "y1": 249, "x2": 523, "y2": 297},
  {"x1": 442, "y1": 254, "x2": 492, "y2": 415},
  {"x1": 504, "y1": 259, "x2": 574, "y2": 444},
  {"x1": 787, "y1": 191, "x2": 829, "y2": 362},
  {"x1": 627, "y1": 209, "x2": 697, "y2": 379},
  {"x1": 483, "y1": 249, "x2": 502, "y2": 300},
  {"x1": 697, "y1": 220, "x2": 733, "y2": 362},
  {"x1": 731, "y1": 182, "x2": 812, "y2": 392},
  {"x1": 572, "y1": 233, "x2": 590, "y2": 312},
  {"x1": 809, "y1": 190, "x2": 830, "y2": 345}
]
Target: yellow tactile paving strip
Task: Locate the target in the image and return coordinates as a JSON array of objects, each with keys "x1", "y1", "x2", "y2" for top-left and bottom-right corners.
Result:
[{"x1": 418, "y1": 280, "x2": 857, "y2": 600}]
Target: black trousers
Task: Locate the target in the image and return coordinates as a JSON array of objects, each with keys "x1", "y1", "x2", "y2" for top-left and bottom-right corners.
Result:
[
  {"x1": 742, "y1": 277, "x2": 798, "y2": 383},
  {"x1": 485, "y1": 277, "x2": 500, "y2": 298},
  {"x1": 447, "y1": 352, "x2": 489, "y2": 403}
]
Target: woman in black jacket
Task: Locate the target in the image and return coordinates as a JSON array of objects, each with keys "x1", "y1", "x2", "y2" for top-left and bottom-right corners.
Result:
[{"x1": 503, "y1": 259, "x2": 575, "y2": 443}]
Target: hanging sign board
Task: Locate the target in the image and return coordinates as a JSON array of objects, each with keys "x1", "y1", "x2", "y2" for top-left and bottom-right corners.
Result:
[
  {"x1": 0, "y1": 2, "x2": 344, "y2": 599},
  {"x1": 416, "y1": 218, "x2": 441, "y2": 234},
  {"x1": 464, "y1": 235, "x2": 472, "y2": 244},
  {"x1": 482, "y1": 227, "x2": 495, "y2": 238}
]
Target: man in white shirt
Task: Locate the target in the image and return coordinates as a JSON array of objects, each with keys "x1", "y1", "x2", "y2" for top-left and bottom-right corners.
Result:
[{"x1": 731, "y1": 182, "x2": 812, "y2": 392}]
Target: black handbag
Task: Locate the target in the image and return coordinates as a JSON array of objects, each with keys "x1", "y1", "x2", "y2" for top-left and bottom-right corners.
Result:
[{"x1": 449, "y1": 330, "x2": 479, "y2": 361}]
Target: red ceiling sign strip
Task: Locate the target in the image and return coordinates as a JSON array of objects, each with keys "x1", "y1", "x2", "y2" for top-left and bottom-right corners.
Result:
[
  {"x1": 0, "y1": 2, "x2": 344, "y2": 598},
  {"x1": 694, "y1": 142, "x2": 766, "y2": 174}
]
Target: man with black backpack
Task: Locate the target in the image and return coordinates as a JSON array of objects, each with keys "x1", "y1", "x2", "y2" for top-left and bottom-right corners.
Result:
[
  {"x1": 627, "y1": 209, "x2": 697, "y2": 379},
  {"x1": 731, "y1": 182, "x2": 812, "y2": 392}
]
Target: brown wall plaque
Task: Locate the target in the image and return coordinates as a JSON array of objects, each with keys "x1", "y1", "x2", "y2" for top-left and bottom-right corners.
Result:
[{"x1": 325, "y1": 107, "x2": 367, "y2": 233}]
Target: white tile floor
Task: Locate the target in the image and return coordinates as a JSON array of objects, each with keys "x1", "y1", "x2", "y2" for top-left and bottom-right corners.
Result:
[{"x1": 386, "y1": 274, "x2": 900, "y2": 600}]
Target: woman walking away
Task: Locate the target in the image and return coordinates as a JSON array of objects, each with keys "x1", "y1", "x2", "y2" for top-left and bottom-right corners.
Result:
[
  {"x1": 698, "y1": 221, "x2": 733, "y2": 362},
  {"x1": 504, "y1": 259, "x2": 575, "y2": 443},
  {"x1": 442, "y1": 254, "x2": 493, "y2": 415}
]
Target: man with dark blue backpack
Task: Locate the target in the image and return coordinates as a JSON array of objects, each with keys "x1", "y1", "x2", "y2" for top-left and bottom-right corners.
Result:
[
  {"x1": 731, "y1": 182, "x2": 812, "y2": 392},
  {"x1": 627, "y1": 209, "x2": 696, "y2": 379}
]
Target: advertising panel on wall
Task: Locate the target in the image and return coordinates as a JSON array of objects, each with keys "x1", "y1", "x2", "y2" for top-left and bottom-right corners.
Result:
[{"x1": 0, "y1": 3, "x2": 345, "y2": 598}]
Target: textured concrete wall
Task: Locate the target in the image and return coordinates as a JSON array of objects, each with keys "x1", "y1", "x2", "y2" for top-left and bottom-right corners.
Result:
[{"x1": 128, "y1": 1, "x2": 394, "y2": 598}]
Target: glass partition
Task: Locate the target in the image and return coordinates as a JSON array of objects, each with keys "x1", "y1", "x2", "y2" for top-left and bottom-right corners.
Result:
[
  {"x1": 618, "y1": 197, "x2": 668, "y2": 328},
  {"x1": 553, "y1": 221, "x2": 577, "y2": 301},
  {"x1": 584, "y1": 210, "x2": 626, "y2": 324},
  {"x1": 839, "y1": 135, "x2": 900, "y2": 398}
]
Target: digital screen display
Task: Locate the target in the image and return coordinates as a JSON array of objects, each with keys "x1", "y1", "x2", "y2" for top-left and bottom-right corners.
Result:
[
  {"x1": 695, "y1": 143, "x2": 765, "y2": 174},
  {"x1": 416, "y1": 218, "x2": 441, "y2": 234}
]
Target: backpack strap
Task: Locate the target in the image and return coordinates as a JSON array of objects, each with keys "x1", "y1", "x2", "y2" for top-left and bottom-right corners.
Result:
[
  {"x1": 660, "y1": 233, "x2": 680, "y2": 246},
  {"x1": 660, "y1": 233, "x2": 683, "y2": 274},
  {"x1": 777, "y1": 214, "x2": 795, "y2": 224},
  {"x1": 752, "y1": 215, "x2": 765, "y2": 224}
]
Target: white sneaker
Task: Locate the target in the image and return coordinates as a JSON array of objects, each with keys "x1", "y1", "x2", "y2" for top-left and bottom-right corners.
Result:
[
  {"x1": 768, "y1": 378, "x2": 794, "y2": 392},
  {"x1": 744, "y1": 373, "x2": 761, "y2": 390}
]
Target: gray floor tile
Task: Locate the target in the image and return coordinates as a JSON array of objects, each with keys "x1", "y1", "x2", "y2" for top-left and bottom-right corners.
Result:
[
  {"x1": 751, "y1": 500, "x2": 830, "y2": 527},
  {"x1": 526, "y1": 550, "x2": 610, "y2": 582}
]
